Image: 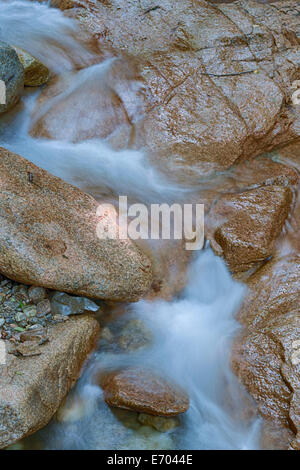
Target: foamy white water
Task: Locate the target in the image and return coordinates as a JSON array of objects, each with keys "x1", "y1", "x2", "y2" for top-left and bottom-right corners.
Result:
[
  {"x1": 24, "y1": 249, "x2": 261, "y2": 450},
  {"x1": 135, "y1": 249, "x2": 261, "y2": 449},
  {"x1": 0, "y1": 0, "x2": 187, "y2": 201},
  {"x1": 0, "y1": 0, "x2": 261, "y2": 450},
  {"x1": 0, "y1": 0, "x2": 96, "y2": 72}
]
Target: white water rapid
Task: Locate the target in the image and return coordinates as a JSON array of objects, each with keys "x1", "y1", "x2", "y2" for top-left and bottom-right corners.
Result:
[{"x1": 0, "y1": 0, "x2": 261, "y2": 450}]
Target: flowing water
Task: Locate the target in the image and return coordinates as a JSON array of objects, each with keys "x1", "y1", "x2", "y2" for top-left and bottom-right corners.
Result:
[{"x1": 0, "y1": 0, "x2": 262, "y2": 450}]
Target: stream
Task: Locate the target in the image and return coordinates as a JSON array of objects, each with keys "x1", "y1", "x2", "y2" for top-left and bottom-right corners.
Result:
[{"x1": 0, "y1": 0, "x2": 262, "y2": 450}]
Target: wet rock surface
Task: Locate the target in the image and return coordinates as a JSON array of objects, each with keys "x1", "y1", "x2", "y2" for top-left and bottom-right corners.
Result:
[
  {"x1": 101, "y1": 368, "x2": 190, "y2": 417},
  {"x1": 0, "y1": 147, "x2": 153, "y2": 301},
  {"x1": 12, "y1": 46, "x2": 49, "y2": 87},
  {"x1": 1, "y1": 0, "x2": 300, "y2": 452},
  {"x1": 34, "y1": 0, "x2": 300, "y2": 176},
  {"x1": 144, "y1": 240, "x2": 193, "y2": 301},
  {"x1": 232, "y1": 255, "x2": 300, "y2": 449},
  {"x1": 0, "y1": 41, "x2": 24, "y2": 114},
  {"x1": 207, "y1": 185, "x2": 293, "y2": 273},
  {"x1": 30, "y1": 63, "x2": 135, "y2": 146},
  {"x1": 204, "y1": 155, "x2": 298, "y2": 274},
  {"x1": 0, "y1": 315, "x2": 100, "y2": 449}
]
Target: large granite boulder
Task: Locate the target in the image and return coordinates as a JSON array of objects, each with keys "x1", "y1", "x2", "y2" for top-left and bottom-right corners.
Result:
[
  {"x1": 0, "y1": 147, "x2": 152, "y2": 301},
  {"x1": 0, "y1": 315, "x2": 100, "y2": 448}
]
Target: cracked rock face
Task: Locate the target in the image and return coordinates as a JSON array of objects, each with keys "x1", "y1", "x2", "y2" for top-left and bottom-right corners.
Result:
[
  {"x1": 232, "y1": 255, "x2": 300, "y2": 449},
  {"x1": 0, "y1": 315, "x2": 100, "y2": 449},
  {"x1": 31, "y1": 0, "x2": 300, "y2": 176},
  {"x1": 0, "y1": 147, "x2": 153, "y2": 301}
]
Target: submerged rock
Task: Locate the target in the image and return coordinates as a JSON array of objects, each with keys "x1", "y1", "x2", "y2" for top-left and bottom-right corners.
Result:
[
  {"x1": 0, "y1": 41, "x2": 24, "y2": 114},
  {"x1": 56, "y1": 394, "x2": 93, "y2": 423},
  {"x1": 138, "y1": 413, "x2": 180, "y2": 432},
  {"x1": 30, "y1": 60, "x2": 137, "y2": 147},
  {"x1": 110, "y1": 407, "x2": 180, "y2": 433},
  {"x1": 12, "y1": 46, "x2": 49, "y2": 87},
  {"x1": 118, "y1": 319, "x2": 152, "y2": 351},
  {"x1": 0, "y1": 315, "x2": 100, "y2": 448},
  {"x1": 99, "y1": 326, "x2": 114, "y2": 343},
  {"x1": 0, "y1": 147, "x2": 153, "y2": 301},
  {"x1": 127, "y1": 424, "x2": 174, "y2": 450},
  {"x1": 101, "y1": 368, "x2": 189, "y2": 416},
  {"x1": 144, "y1": 239, "x2": 193, "y2": 301}
]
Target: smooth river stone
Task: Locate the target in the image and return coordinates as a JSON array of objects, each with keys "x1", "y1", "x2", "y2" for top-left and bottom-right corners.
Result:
[
  {"x1": 101, "y1": 368, "x2": 189, "y2": 417},
  {"x1": 0, "y1": 315, "x2": 100, "y2": 448}
]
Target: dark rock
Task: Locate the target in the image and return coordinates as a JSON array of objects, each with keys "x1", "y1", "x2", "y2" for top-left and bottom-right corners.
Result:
[
  {"x1": 0, "y1": 41, "x2": 24, "y2": 114},
  {"x1": 28, "y1": 286, "x2": 47, "y2": 304},
  {"x1": 0, "y1": 147, "x2": 153, "y2": 301},
  {"x1": 50, "y1": 292, "x2": 100, "y2": 316},
  {"x1": 36, "y1": 299, "x2": 51, "y2": 318}
]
